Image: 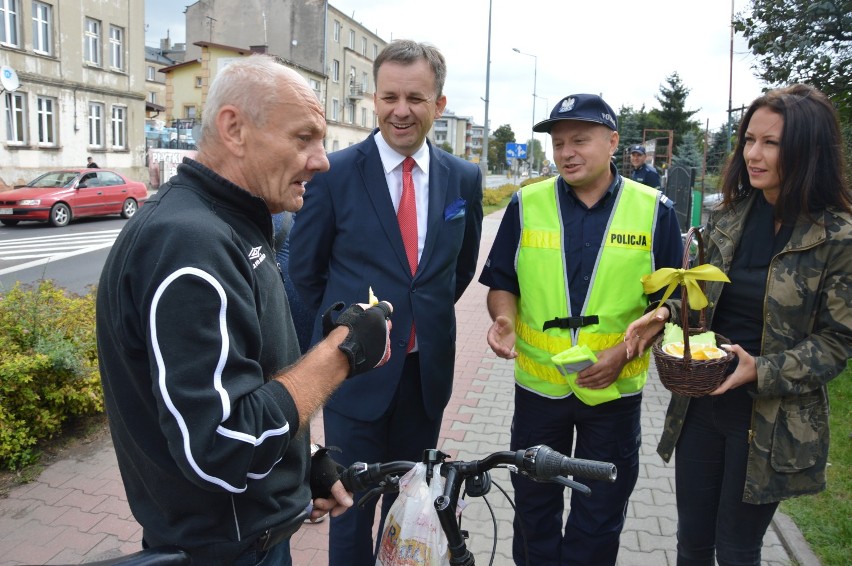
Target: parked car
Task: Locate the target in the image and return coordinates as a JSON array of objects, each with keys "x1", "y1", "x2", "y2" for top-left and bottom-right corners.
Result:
[{"x1": 0, "y1": 169, "x2": 147, "y2": 227}]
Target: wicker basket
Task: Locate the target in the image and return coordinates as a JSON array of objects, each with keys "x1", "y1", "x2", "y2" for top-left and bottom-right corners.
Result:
[{"x1": 652, "y1": 227, "x2": 734, "y2": 397}]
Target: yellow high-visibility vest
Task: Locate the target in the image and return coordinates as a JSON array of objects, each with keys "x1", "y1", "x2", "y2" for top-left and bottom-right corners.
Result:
[{"x1": 514, "y1": 177, "x2": 659, "y2": 399}]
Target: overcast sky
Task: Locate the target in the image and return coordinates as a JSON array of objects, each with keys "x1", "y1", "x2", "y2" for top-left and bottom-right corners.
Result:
[{"x1": 145, "y1": 0, "x2": 767, "y2": 156}]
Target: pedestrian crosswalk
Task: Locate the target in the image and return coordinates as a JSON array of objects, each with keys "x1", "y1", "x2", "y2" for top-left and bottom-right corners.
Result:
[{"x1": 0, "y1": 229, "x2": 121, "y2": 275}]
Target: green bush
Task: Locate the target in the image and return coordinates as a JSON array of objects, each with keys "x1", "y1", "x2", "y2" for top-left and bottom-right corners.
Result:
[
  {"x1": 0, "y1": 281, "x2": 102, "y2": 470},
  {"x1": 482, "y1": 183, "x2": 518, "y2": 207}
]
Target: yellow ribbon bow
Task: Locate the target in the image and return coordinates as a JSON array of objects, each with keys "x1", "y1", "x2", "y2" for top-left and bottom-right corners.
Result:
[{"x1": 641, "y1": 264, "x2": 730, "y2": 311}]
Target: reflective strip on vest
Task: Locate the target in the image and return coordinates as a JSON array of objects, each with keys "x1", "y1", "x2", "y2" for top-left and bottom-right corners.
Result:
[{"x1": 514, "y1": 177, "x2": 659, "y2": 398}]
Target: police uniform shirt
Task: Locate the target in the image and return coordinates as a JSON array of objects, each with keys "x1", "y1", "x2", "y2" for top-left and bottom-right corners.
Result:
[{"x1": 479, "y1": 164, "x2": 682, "y2": 315}]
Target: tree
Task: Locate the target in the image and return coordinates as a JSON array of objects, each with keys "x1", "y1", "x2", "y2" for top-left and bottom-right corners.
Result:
[
  {"x1": 706, "y1": 122, "x2": 733, "y2": 177},
  {"x1": 525, "y1": 137, "x2": 545, "y2": 172},
  {"x1": 616, "y1": 104, "x2": 661, "y2": 150},
  {"x1": 672, "y1": 131, "x2": 703, "y2": 170},
  {"x1": 438, "y1": 141, "x2": 455, "y2": 155},
  {"x1": 651, "y1": 72, "x2": 702, "y2": 142},
  {"x1": 734, "y1": 0, "x2": 851, "y2": 122},
  {"x1": 489, "y1": 124, "x2": 516, "y2": 174}
]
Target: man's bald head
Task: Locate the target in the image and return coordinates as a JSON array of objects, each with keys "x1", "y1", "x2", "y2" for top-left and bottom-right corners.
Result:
[{"x1": 200, "y1": 55, "x2": 322, "y2": 145}]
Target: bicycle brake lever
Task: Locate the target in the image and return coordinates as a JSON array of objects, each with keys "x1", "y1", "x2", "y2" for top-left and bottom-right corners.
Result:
[
  {"x1": 357, "y1": 486, "x2": 385, "y2": 509},
  {"x1": 547, "y1": 475, "x2": 592, "y2": 497}
]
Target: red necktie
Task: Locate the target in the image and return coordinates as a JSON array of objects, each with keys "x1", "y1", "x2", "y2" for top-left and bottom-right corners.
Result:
[{"x1": 399, "y1": 157, "x2": 418, "y2": 350}]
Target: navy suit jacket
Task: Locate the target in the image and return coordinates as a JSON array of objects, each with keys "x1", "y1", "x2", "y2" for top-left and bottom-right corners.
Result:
[{"x1": 289, "y1": 132, "x2": 483, "y2": 421}]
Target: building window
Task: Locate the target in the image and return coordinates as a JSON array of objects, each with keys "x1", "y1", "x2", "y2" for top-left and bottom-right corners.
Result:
[
  {"x1": 88, "y1": 102, "x2": 104, "y2": 146},
  {"x1": 0, "y1": 0, "x2": 19, "y2": 47},
  {"x1": 333, "y1": 20, "x2": 340, "y2": 42},
  {"x1": 309, "y1": 78, "x2": 321, "y2": 100},
  {"x1": 361, "y1": 37, "x2": 367, "y2": 56},
  {"x1": 4, "y1": 91, "x2": 26, "y2": 143},
  {"x1": 195, "y1": 76, "x2": 202, "y2": 88},
  {"x1": 146, "y1": 65, "x2": 155, "y2": 80},
  {"x1": 36, "y1": 95, "x2": 56, "y2": 145},
  {"x1": 331, "y1": 98, "x2": 339, "y2": 121},
  {"x1": 84, "y1": 18, "x2": 101, "y2": 66},
  {"x1": 346, "y1": 102, "x2": 354, "y2": 124},
  {"x1": 373, "y1": 43, "x2": 378, "y2": 60},
  {"x1": 348, "y1": 29, "x2": 354, "y2": 49},
  {"x1": 109, "y1": 25, "x2": 123, "y2": 70},
  {"x1": 111, "y1": 106, "x2": 126, "y2": 148},
  {"x1": 361, "y1": 71, "x2": 368, "y2": 93},
  {"x1": 32, "y1": 1, "x2": 52, "y2": 55},
  {"x1": 184, "y1": 106, "x2": 196, "y2": 119},
  {"x1": 331, "y1": 59, "x2": 339, "y2": 83},
  {"x1": 148, "y1": 91, "x2": 157, "y2": 104},
  {"x1": 361, "y1": 107, "x2": 366, "y2": 127}
]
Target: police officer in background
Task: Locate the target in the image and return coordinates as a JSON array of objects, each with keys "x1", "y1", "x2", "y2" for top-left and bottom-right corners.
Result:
[
  {"x1": 479, "y1": 94, "x2": 683, "y2": 565},
  {"x1": 629, "y1": 144, "x2": 661, "y2": 188}
]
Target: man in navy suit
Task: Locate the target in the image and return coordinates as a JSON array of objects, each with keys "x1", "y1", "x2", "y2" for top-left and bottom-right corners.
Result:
[{"x1": 289, "y1": 39, "x2": 483, "y2": 565}]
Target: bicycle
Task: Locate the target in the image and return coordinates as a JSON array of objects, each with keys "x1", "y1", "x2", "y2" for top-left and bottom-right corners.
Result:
[
  {"x1": 339, "y1": 444, "x2": 617, "y2": 566},
  {"x1": 65, "y1": 546, "x2": 190, "y2": 565}
]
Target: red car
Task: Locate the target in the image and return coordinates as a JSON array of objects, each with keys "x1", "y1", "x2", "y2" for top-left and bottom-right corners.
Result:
[{"x1": 0, "y1": 169, "x2": 148, "y2": 227}]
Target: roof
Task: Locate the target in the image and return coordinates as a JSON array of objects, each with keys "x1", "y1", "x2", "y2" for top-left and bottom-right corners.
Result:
[{"x1": 145, "y1": 46, "x2": 182, "y2": 66}]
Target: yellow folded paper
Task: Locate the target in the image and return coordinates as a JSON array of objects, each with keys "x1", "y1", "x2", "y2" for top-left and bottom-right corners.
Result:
[{"x1": 551, "y1": 345, "x2": 620, "y2": 406}]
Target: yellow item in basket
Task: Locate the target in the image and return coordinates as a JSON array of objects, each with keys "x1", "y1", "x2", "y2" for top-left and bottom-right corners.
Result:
[
  {"x1": 662, "y1": 341, "x2": 726, "y2": 360},
  {"x1": 368, "y1": 287, "x2": 379, "y2": 306}
]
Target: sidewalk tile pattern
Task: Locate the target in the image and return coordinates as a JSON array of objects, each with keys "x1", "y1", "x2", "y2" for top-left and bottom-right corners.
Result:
[{"x1": 0, "y1": 210, "x2": 794, "y2": 565}]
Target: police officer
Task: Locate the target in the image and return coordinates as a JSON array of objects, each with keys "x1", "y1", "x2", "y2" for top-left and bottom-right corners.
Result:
[
  {"x1": 479, "y1": 94, "x2": 683, "y2": 566},
  {"x1": 628, "y1": 144, "x2": 661, "y2": 188}
]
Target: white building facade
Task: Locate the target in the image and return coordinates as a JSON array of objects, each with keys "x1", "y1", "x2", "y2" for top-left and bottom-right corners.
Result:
[{"x1": 1, "y1": 0, "x2": 147, "y2": 188}]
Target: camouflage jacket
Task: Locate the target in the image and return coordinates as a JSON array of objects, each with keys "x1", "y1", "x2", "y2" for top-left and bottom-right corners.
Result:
[{"x1": 657, "y1": 191, "x2": 852, "y2": 504}]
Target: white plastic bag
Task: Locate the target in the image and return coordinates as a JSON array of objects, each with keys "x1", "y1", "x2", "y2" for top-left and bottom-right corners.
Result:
[{"x1": 375, "y1": 462, "x2": 449, "y2": 566}]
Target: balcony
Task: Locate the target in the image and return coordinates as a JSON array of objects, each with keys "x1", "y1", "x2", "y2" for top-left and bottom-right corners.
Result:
[{"x1": 347, "y1": 83, "x2": 366, "y2": 100}]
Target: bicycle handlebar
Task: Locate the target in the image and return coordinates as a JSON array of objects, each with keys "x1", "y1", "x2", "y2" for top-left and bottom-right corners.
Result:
[{"x1": 339, "y1": 444, "x2": 616, "y2": 494}]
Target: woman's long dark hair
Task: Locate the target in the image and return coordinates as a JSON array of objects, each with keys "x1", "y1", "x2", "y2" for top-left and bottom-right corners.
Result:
[{"x1": 719, "y1": 84, "x2": 851, "y2": 224}]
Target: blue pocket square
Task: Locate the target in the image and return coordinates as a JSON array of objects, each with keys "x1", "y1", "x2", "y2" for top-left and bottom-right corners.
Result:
[{"x1": 444, "y1": 198, "x2": 466, "y2": 221}]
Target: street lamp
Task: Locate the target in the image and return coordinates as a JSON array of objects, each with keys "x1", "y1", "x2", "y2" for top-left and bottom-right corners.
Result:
[
  {"x1": 512, "y1": 47, "x2": 537, "y2": 171},
  {"x1": 534, "y1": 94, "x2": 548, "y2": 166}
]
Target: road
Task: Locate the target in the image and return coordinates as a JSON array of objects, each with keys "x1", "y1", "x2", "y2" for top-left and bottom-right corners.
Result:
[
  {"x1": 0, "y1": 180, "x2": 511, "y2": 296},
  {"x1": 0, "y1": 217, "x2": 127, "y2": 295},
  {"x1": 485, "y1": 173, "x2": 518, "y2": 188}
]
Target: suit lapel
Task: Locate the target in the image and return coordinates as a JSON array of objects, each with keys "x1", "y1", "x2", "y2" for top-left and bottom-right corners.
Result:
[
  {"x1": 419, "y1": 145, "x2": 450, "y2": 276},
  {"x1": 357, "y1": 136, "x2": 414, "y2": 276}
]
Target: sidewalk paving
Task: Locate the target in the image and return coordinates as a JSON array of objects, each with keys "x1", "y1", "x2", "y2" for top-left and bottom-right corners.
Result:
[{"x1": 0, "y1": 209, "x2": 811, "y2": 565}]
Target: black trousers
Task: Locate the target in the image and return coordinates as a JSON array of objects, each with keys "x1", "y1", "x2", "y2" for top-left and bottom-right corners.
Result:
[
  {"x1": 325, "y1": 354, "x2": 443, "y2": 566},
  {"x1": 674, "y1": 386, "x2": 779, "y2": 566},
  {"x1": 510, "y1": 386, "x2": 642, "y2": 566}
]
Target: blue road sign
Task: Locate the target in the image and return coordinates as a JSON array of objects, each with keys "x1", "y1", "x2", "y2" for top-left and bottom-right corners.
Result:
[
  {"x1": 516, "y1": 144, "x2": 527, "y2": 159},
  {"x1": 506, "y1": 142, "x2": 517, "y2": 159}
]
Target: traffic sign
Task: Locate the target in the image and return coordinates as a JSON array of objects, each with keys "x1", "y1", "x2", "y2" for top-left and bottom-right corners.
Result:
[{"x1": 505, "y1": 143, "x2": 528, "y2": 160}]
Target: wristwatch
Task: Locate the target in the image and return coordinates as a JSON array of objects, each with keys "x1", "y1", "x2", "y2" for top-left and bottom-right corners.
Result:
[{"x1": 310, "y1": 443, "x2": 322, "y2": 457}]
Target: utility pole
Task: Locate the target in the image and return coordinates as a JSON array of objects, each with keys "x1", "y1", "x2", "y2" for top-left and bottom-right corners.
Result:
[{"x1": 480, "y1": 0, "x2": 493, "y2": 186}]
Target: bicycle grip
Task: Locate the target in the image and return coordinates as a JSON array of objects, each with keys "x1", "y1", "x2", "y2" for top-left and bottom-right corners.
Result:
[
  {"x1": 529, "y1": 445, "x2": 617, "y2": 482},
  {"x1": 338, "y1": 462, "x2": 369, "y2": 492},
  {"x1": 560, "y1": 457, "x2": 617, "y2": 483}
]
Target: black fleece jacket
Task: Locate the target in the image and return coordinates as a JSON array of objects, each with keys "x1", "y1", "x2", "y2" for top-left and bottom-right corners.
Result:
[{"x1": 97, "y1": 158, "x2": 307, "y2": 564}]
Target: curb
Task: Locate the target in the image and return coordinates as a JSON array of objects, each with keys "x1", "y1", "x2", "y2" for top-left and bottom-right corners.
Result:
[{"x1": 772, "y1": 512, "x2": 822, "y2": 566}]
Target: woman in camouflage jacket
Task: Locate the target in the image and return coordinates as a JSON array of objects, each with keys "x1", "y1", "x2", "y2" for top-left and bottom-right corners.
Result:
[{"x1": 626, "y1": 84, "x2": 852, "y2": 566}]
